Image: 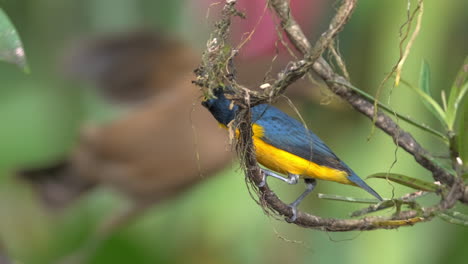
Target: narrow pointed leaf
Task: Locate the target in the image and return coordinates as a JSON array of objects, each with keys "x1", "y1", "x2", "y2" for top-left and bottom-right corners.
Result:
[
  {"x1": 458, "y1": 95, "x2": 468, "y2": 171},
  {"x1": 0, "y1": 9, "x2": 28, "y2": 71},
  {"x1": 463, "y1": 172, "x2": 468, "y2": 179},
  {"x1": 367, "y1": 173, "x2": 441, "y2": 192},
  {"x1": 416, "y1": 61, "x2": 442, "y2": 118},
  {"x1": 333, "y1": 80, "x2": 447, "y2": 141},
  {"x1": 419, "y1": 60, "x2": 432, "y2": 97},
  {"x1": 436, "y1": 211, "x2": 468, "y2": 226},
  {"x1": 446, "y1": 57, "x2": 468, "y2": 130},
  {"x1": 350, "y1": 200, "x2": 395, "y2": 217},
  {"x1": 400, "y1": 79, "x2": 446, "y2": 126},
  {"x1": 317, "y1": 193, "x2": 380, "y2": 204},
  {"x1": 426, "y1": 155, "x2": 456, "y2": 175},
  {"x1": 447, "y1": 81, "x2": 468, "y2": 131}
]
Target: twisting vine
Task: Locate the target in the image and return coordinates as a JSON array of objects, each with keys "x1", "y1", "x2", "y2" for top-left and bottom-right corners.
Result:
[{"x1": 193, "y1": 0, "x2": 467, "y2": 231}]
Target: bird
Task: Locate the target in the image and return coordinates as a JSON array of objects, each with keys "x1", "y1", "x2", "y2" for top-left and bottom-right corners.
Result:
[
  {"x1": 19, "y1": 32, "x2": 233, "y2": 263},
  {"x1": 20, "y1": 31, "x2": 232, "y2": 209},
  {"x1": 202, "y1": 87, "x2": 383, "y2": 221}
]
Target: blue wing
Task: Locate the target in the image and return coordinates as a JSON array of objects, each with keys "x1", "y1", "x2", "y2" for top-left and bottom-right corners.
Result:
[
  {"x1": 251, "y1": 104, "x2": 352, "y2": 174},
  {"x1": 251, "y1": 104, "x2": 383, "y2": 201}
]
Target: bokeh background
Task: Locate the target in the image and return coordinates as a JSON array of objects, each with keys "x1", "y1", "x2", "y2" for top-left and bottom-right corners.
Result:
[{"x1": 0, "y1": 0, "x2": 467, "y2": 263}]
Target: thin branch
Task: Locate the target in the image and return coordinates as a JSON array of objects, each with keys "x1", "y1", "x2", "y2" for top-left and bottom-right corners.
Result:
[
  {"x1": 194, "y1": 0, "x2": 466, "y2": 231},
  {"x1": 394, "y1": 0, "x2": 424, "y2": 86},
  {"x1": 266, "y1": 0, "x2": 357, "y2": 97},
  {"x1": 236, "y1": 106, "x2": 427, "y2": 231},
  {"x1": 234, "y1": 0, "x2": 433, "y2": 231},
  {"x1": 328, "y1": 39, "x2": 351, "y2": 81},
  {"x1": 267, "y1": 0, "x2": 455, "y2": 187},
  {"x1": 334, "y1": 80, "x2": 448, "y2": 141}
]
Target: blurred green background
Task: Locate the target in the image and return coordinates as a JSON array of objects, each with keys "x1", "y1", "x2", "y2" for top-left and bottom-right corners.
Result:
[{"x1": 0, "y1": 0, "x2": 467, "y2": 263}]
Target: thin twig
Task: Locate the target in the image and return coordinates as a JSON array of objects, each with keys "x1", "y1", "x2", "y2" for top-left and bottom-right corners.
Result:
[
  {"x1": 194, "y1": 0, "x2": 466, "y2": 231},
  {"x1": 266, "y1": 0, "x2": 357, "y2": 98},
  {"x1": 333, "y1": 80, "x2": 448, "y2": 141},
  {"x1": 267, "y1": 0, "x2": 454, "y2": 187}
]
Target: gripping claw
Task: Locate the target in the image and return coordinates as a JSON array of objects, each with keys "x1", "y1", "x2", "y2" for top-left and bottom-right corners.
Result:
[
  {"x1": 285, "y1": 178, "x2": 317, "y2": 223},
  {"x1": 260, "y1": 169, "x2": 299, "y2": 185}
]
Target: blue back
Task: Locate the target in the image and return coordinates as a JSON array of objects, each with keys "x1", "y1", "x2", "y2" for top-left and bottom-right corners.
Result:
[
  {"x1": 251, "y1": 104, "x2": 383, "y2": 200},
  {"x1": 201, "y1": 89, "x2": 383, "y2": 201},
  {"x1": 203, "y1": 90, "x2": 352, "y2": 172},
  {"x1": 251, "y1": 105, "x2": 353, "y2": 174}
]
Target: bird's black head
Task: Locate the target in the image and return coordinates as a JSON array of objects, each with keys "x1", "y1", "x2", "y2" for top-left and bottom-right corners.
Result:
[{"x1": 201, "y1": 87, "x2": 238, "y2": 126}]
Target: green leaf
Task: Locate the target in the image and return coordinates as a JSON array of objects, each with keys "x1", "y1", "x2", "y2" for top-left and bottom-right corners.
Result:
[
  {"x1": 400, "y1": 78, "x2": 447, "y2": 127},
  {"x1": 426, "y1": 155, "x2": 456, "y2": 175},
  {"x1": 0, "y1": 8, "x2": 28, "y2": 72},
  {"x1": 332, "y1": 80, "x2": 448, "y2": 142},
  {"x1": 419, "y1": 60, "x2": 432, "y2": 97},
  {"x1": 462, "y1": 172, "x2": 468, "y2": 179},
  {"x1": 367, "y1": 173, "x2": 441, "y2": 192},
  {"x1": 350, "y1": 200, "x2": 395, "y2": 217},
  {"x1": 436, "y1": 211, "x2": 468, "y2": 226},
  {"x1": 317, "y1": 193, "x2": 380, "y2": 204},
  {"x1": 447, "y1": 56, "x2": 468, "y2": 131},
  {"x1": 457, "y1": 94, "x2": 468, "y2": 171}
]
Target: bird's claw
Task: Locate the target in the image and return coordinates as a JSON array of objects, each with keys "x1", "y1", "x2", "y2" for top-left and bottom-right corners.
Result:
[
  {"x1": 258, "y1": 169, "x2": 269, "y2": 188},
  {"x1": 285, "y1": 205, "x2": 297, "y2": 223},
  {"x1": 258, "y1": 171, "x2": 266, "y2": 187},
  {"x1": 288, "y1": 174, "x2": 299, "y2": 184}
]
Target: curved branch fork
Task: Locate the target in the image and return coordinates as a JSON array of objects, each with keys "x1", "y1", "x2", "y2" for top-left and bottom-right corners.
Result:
[
  {"x1": 236, "y1": 108, "x2": 459, "y2": 232},
  {"x1": 194, "y1": 0, "x2": 466, "y2": 231}
]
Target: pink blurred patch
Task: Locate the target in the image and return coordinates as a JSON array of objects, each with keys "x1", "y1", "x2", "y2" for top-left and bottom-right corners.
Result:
[{"x1": 197, "y1": 0, "x2": 325, "y2": 59}]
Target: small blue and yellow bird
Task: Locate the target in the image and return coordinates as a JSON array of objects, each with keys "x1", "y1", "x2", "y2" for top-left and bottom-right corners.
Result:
[{"x1": 202, "y1": 87, "x2": 383, "y2": 221}]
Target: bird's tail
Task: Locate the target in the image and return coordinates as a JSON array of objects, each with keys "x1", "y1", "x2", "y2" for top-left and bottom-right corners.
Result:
[{"x1": 347, "y1": 173, "x2": 383, "y2": 201}]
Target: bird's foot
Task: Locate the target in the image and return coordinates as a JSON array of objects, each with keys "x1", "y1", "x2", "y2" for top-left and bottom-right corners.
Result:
[
  {"x1": 258, "y1": 172, "x2": 266, "y2": 188},
  {"x1": 285, "y1": 204, "x2": 298, "y2": 223},
  {"x1": 284, "y1": 179, "x2": 317, "y2": 223},
  {"x1": 259, "y1": 169, "x2": 299, "y2": 187},
  {"x1": 287, "y1": 174, "x2": 300, "y2": 184}
]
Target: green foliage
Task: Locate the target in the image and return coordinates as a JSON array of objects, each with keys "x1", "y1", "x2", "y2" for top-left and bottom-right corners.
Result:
[
  {"x1": 367, "y1": 173, "x2": 443, "y2": 192},
  {"x1": 349, "y1": 199, "x2": 421, "y2": 218},
  {"x1": 401, "y1": 57, "x2": 468, "y2": 176},
  {"x1": 447, "y1": 56, "x2": 468, "y2": 132},
  {"x1": 417, "y1": 60, "x2": 446, "y2": 124},
  {"x1": 0, "y1": 8, "x2": 28, "y2": 72},
  {"x1": 317, "y1": 193, "x2": 380, "y2": 204},
  {"x1": 437, "y1": 211, "x2": 468, "y2": 227},
  {"x1": 335, "y1": 80, "x2": 448, "y2": 141},
  {"x1": 404, "y1": 57, "x2": 468, "y2": 133},
  {"x1": 459, "y1": 102, "x2": 468, "y2": 174},
  {"x1": 451, "y1": 58, "x2": 468, "y2": 172},
  {"x1": 0, "y1": 0, "x2": 466, "y2": 263},
  {"x1": 401, "y1": 65, "x2": 446, "y2": 125},
  {"x1": 419, "y1": 60, "x2": 432, "y2": 98}
]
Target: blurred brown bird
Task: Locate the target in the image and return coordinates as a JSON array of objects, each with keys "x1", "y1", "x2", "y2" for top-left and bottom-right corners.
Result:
[
  {"x1": 19, "y1": 31, "x2": 233, "y2": 232},
  {"x1": 62, "y1": 31, "x2": 197, "y2": 103},
  {"x1": 18, "y1": 31, "x2": 235, "y2": 264}
]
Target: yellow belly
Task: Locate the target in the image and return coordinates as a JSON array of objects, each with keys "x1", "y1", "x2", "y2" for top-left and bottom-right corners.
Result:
[
  {"x1": 221, "y1": 123, "x2": 352, "y2": 184},
  {"x1": 251, "y1": 124, "x2": 352, "y2": 185}
]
